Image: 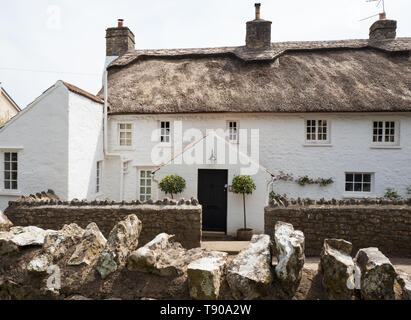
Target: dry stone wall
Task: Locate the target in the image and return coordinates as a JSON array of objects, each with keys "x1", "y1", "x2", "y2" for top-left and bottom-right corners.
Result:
[
  {"x1": 5, "y1": 192, "x2": 202, "y2": 249},
  {"x1": 265, "y1": 200, "x2": 411, "y2": 258}
]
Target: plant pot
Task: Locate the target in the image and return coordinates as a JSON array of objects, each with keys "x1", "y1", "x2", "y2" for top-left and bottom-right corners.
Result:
[{"x1": 237, "y1": 228, "x2": 254, "y2": 241}]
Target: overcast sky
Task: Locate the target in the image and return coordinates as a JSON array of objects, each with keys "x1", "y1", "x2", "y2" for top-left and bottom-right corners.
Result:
[{"x1": 0, "y1": 0, "x2": 410, "y2": 108}]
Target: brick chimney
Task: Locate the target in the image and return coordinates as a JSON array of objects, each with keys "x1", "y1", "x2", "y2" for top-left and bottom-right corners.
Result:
[
  {"x1": 106, "y1": 19, "x2": 135, "y2": 57},
  {"x1": 369, "y1": 14, "x2": 397, "y2": 41},
  {"x1": 246, "y1": 3, "x2": 272, "y2": 49}
]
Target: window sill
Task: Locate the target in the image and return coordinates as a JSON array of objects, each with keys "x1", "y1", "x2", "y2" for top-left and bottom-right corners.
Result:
[
  {"x1": 113, "y1": 146, "x2": 134, "y2": 152},
  {"x1": 0, "y1": 191, "x2": 22, "y2": 197},
  {"x1": 370, "y1": 145, "x2": 402, "y2": 150},
  {"x1": 343, "y1": 193, "x2": 375, "y2": 199},
  {"x1": 303, "y1": 144, "x2": 333, "y2": 148}
]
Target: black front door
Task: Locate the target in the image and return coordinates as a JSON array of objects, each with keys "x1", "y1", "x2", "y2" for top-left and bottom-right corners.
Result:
[{"x1": 198, "y1": 169, "x2": 228, "y2": 232}]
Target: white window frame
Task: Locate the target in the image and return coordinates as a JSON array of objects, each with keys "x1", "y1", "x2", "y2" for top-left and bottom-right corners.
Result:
[
  {"x1": 160, "y1": 121, "x2": 171, "y2": 144},
  {"x1": 227, "y1": 121, "x2": 239, "y2": 144},
  {"x1": 138, "y1": 169, "x2": 153, "y2": 202},
  {"x1": 3, "y1": 151, "x2": 19, "y2": 192},
  {"x1": 96, "y1": 161, "x2": 103, "y2": 194},
  {"x1": 371, "y1": 120, "x2": 400, "y2": 147},
  {"x1": 118, "y1": 123, "x2": 133, "y2": 147},
  {"x1": 305, "y1": 119, "x2": 331, "y2": 145},
  {"x1": 344, "y1": 172, "x2": 374, "y2": 197}
]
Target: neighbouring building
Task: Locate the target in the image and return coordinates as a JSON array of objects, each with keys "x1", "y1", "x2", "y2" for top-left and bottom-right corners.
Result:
[
  {"x1": 0, "y1": 82, "x2": 20, "y2": 125},
  {"x1": 0, "y1": 5, "x2": 410, "y2": 235},
  {"x1": 0, "y1": 81, "x2": 104, "y2": 210}
]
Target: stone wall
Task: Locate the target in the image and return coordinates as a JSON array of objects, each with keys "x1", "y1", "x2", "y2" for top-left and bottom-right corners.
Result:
[
  {"x1": 265, "y1": 200, "x2": 411, "y2": 258},
  {"x1": 5, "y1": 194, "x2": 202, "y2": 249}
]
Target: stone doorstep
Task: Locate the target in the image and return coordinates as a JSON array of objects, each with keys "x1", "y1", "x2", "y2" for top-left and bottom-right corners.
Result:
[{"x1": 201, "y1": 241, "x2": 250, "y2": 255}]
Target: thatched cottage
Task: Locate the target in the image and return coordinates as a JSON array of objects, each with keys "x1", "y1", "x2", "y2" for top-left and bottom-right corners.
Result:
[{"x1": 0, "y1": 4, "x2": 410, "y2": 235}]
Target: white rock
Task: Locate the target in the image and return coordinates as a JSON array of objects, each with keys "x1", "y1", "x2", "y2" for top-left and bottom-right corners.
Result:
[
  {"x1": 43, "y1": 224, "x2": 84, "y2": 262},
  {"x1": 10, "y1": 226, "x2": 49, "y2": 247},
  {"x1": 188, "y1": 251, "x2": 228, "y2": 300},
  {"x1": 96, "y1": 215, "x2": 142, "y2": 279},
  {"x1": 274, "y1": 222, "x2": 305, "y2": 296},
  {"x1": 226, "y1": 234, "x2": 272, "y2": 300},
  {"x1": 127, "y1": 233, "x2": 187, "y2": 276},
  {"x1": 319, "y1": 239, "x2": 357, "y2": 300},
  {"x1": 0, "y1": 210, "x2": 13, "y2": 231},
  {"x1": 67, "y1": 223, "x2": 107, "y2": 266},
  {"x1": 27, "y1": 255, "x2": 51, "y2": 275},
  {"x1": 355, "y1": 247, "x2": 397, "y2": 300}
]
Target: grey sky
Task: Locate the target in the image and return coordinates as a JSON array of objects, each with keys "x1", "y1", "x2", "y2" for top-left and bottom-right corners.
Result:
[{"x1": 0, "y1": 0, "x2": 410, "y2": 108}]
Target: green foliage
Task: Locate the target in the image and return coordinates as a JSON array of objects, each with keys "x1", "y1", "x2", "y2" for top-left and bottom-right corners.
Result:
[
  {"x1": 159, "y1": 175, "x2": 186, "y2": 199},
  {"x1": 296, "y1": 175, "x2": 334, "y2": 187},
  {"x1": 231, "y1": 175, "x2": 256, "y2": 195},
  {"x1": 384, "y1": 188, "x2": 401, "y2": 200},
  {"x1": 269, "y1": 191, "x2": 287, "y2": 205},
  {"x1": 231, "y1": 175, "x2": 256, "y2": 230}
]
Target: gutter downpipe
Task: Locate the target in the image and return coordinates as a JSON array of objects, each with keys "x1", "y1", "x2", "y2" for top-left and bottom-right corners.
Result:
[{"x1": 103, "y1": 67, "x2": 126, "y2": 201}]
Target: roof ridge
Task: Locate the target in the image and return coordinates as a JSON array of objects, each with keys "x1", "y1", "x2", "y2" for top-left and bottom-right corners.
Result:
[
  {"x1": 61, "y1": 81, "x2": 104, "y2": 104},
  {"x1": 109, "y1": 38, "x2": 411, "y2": 69}
]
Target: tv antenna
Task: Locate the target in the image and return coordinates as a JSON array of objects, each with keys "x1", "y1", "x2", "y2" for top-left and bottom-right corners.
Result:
[{"x1": 359, "y1": 0, "x2": 387, "y2": 22}]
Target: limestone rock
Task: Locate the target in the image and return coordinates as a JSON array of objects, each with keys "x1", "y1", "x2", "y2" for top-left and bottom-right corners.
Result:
[
  {"x1": 10, "y1": 226, "x2": 48, "y2": 247},
  {"x1": 0, "y1": 231, "x2": 19, "y2": 255},
  {"x1": 319, "y1": 239, "x2": 357, "y2": 300},
  {"x1": 67, "y1": 223, "x2": 107, "y2": 266},
  {"x1": 1, "y1": 226, "x2": 50, "y2": 255},
  {"x1": 127, "y1": 233, "x2": 187, "y2": 276},
  {"x1": 188, "y1": 251, "x2": 228, "y2": 300},
  {"x1": 355, "y1": 247, "x2": 397, "y2": 300},
  {"x1": 43, "y1": 224, "x2": 84, "y2": 262},
  {"x1": 226, "y1": 235, "x2": 272, "y2": 300},
  {"x1": 96, "y1": 215, "x2": 142, "y2": 279},
  {"x1": 0, "y1": 210, "x2": 13, "y2": 231},
  {"x1": 397, "y1": 271, "x2": 411, "y2": 300},
  {"x1": 274, "y1": 222, "x2": 305, "y2": 296},
  {"x1": 27, "y1": 255, "x2": 51, "y2": 275}
]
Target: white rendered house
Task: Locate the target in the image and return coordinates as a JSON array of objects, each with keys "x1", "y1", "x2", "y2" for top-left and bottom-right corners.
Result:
[
  {"x1": 0, "y1": 7, "x2": 410, "y2": 235},
  {"x1": 0, "y1": 81, "x2": 104, "y2": 210}
]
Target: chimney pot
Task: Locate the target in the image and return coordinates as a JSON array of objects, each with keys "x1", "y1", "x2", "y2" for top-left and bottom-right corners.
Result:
[
  {"x1": 118, "y1": 19, "x2": 124, "y2": 28},
  {"x1": 379, "y1": 12, "x2": 386, "y2": 20},
  {"x1": 255, "y1": 3, "x2": 261, "y2": 20}
]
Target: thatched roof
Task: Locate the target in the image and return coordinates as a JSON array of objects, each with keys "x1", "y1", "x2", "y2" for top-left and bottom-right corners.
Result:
[{"x1": 103, "y1": 38, "x2": 411, "y2": 114}]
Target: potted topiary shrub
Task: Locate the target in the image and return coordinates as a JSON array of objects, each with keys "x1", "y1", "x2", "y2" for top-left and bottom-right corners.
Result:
[
  {"x1": 159, "y1": 174, "x2": 186, "y2": 199},
  {"x1": 231, "y1": 175, "x2": 256, "y2": 241}
]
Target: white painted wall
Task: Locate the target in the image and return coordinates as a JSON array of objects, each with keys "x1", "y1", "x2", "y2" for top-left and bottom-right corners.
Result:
[
  {"x1": 0, "y1": 83, "x2": 69, "y2": 210},
  {"x1": 0, "y1": 81, "x2": 104, "y2": 211},
  {"x1": 105, "y1": 112, "x2": 411, "y2": 235},
  {"x1": 67, "y1": 91, "x2": 104, "y2": 200}
]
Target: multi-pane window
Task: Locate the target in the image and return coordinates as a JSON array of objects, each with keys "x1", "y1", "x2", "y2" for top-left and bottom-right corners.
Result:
[
  {"x1": 306, "y1": 120, "x2": 328, "y2": 142},
  {"x1": 4, "y1": 152, "x2": 18, "y2": 190},
  {"x1": 373, "y1": 121, "x2": 396, "y2": 143},
  {"x1": 228, "y1": 121, "x2": 239, "y2": 143},
  {"x1": 160, "y1": 121, "x2": 170, "y2": 143},
  {"x1": 345, "y1": 173, "x2": 372, "y2": 193},
  {"x1": 119, "y1": 123, "x2": 132, "y2": 146},
  {"x1": 96, "y1": 161, "x2": 102, "y2": 194},
  {"x1": 139, "y1": 170, "x2": 152, "y2": 201}
]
